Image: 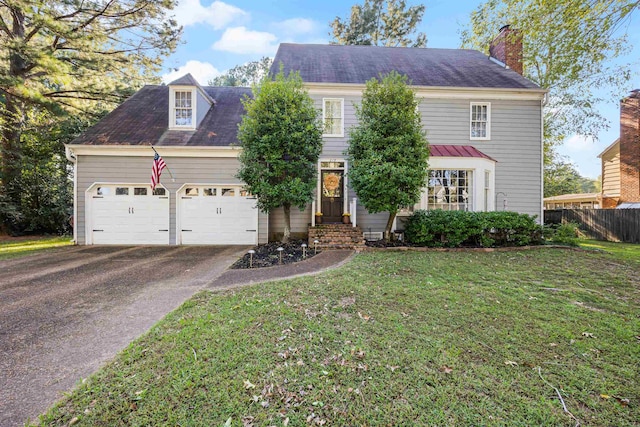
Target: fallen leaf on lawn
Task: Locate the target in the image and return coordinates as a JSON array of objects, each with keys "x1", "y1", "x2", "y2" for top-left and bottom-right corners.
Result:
[
  {"x1": 615, "y1": 396, "x2": 630, "y2": 406},
  {"x1": 223, "y1": 417, "x2": 232, "y2": 427},
  {"x1": 582, "y1": 332, "x2": 595, "y2": 338},
  {"x1": 243, "y1": 380, "x2": 256, "y2": 389},
  {"x1": 357, "y1": 312, "x2": 371, "y2": 321},
  {"x1": 439, "y1": 365, "x2": 453, "y2": 374},
  {"x1": 387, "y1": 365, "x2": 400, "y2": 372},
  {"x1": 283, "y1": 418, "x2": 289, "y2": 427},
  {"x1": 549, "y1": 343, "x2": 558, "y2": 347},
  {"x1": 69, "y1": 417, "x2": 80, "y2": 426},
  {"x1": 504, "y1": 360, "x2": 518, "y2": 367},
  {"x1": 600, "y1": 394, "x2": 611, "y2": 399}
]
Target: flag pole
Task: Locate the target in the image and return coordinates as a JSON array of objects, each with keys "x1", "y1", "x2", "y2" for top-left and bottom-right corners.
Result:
[{"x1": 151, "y1": 146, "x2": 176, "y2": 182}]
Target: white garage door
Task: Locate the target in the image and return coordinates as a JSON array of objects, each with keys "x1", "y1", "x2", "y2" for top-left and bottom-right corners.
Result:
[
  {"x1": 179, "y1": 185, "x2": 258, "y2": 245},
  {"x1": 88, "y1": 184, "x2": 170, "y2": 245}
]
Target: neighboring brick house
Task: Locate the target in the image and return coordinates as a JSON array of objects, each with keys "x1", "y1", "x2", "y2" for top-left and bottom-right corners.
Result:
[
  {"x1": 65, "y1": 29, "x2": 545, "y2": 246},
  {"x1": 598, "y1": 90, "x2": 640, "y2": 208}
]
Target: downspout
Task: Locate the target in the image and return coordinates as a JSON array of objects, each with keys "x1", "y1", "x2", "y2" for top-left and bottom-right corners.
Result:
[{"x1": 65, "y1": 145, "x2": 78, "y2": 244}]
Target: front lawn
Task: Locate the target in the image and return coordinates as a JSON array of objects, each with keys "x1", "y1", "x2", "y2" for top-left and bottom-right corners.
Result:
[
  {"x1": 0, "y1": 235, "x2": 72, "y2": 260},
  {"x1": 36, "y1": 248, "x2": 639, "y2": 426}
]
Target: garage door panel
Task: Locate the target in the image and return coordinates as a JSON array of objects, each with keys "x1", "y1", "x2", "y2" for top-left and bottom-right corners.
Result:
[
  {"x1": 88, "y1": 185, "x2": 169, "y2": 245},
  {"x1": 179, "y1": 186, "x2": 258, "y2": 245}
]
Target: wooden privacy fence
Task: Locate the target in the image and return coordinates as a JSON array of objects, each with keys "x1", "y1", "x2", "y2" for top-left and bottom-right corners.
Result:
[{"x1": 544, "y1": 209, "x2": 640, "y2": 243}]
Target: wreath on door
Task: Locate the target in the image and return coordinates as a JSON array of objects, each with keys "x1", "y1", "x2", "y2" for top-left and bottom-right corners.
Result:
[{"x1": 323, "y1": 173, "x2": 340, "y2": 192}]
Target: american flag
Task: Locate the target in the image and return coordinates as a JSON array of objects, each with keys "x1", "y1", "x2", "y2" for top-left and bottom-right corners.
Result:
[{"x1": 151, "y1": 152, "x2": 167, "y2": 190}]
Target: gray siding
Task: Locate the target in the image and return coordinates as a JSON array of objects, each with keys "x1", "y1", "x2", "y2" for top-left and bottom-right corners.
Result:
[
  {"x1": 76, "y1": 155, "x2": 268, "y2": 245},
  {"x1": 269, "y1": 205, "x2": 312, "y2": 240},
  {"x1": 310, "y1": 93, "x2": 543, "y2": 224}
]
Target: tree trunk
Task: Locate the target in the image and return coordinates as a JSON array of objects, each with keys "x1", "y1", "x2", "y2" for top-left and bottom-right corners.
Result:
[
  {"x1": 1, "y1": 6, "x2": 26, "y2": 206},
  {"x1": 1, "y1": 94, "x2": 24, "y2": 204},
  {"x1": 282, "y1": 203, "x2": 291, "y2": 243},
  {"x1": 384, "y1": 210, "x2": 397, "y2": 241}
]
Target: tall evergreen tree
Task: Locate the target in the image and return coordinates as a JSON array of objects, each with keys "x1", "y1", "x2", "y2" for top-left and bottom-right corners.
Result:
[
  {"x1": 346, "y1": 71, "x2": 429, "y2": 240},
  {"x1": 330, "y1": 0, "x2": 427, "y2": 47},
  {"x1": 237, "y1": 70, "x2": 323, "y2": 243},
  {"x1": 0, "y1": 0, "x2": 181, "y2": 231}
]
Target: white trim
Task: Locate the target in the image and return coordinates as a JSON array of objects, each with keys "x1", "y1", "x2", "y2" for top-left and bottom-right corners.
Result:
[
  {"x1": 169, "y1": 87, "x2": 197, "y2": 130},
  {"x1": 322, "y1": 98, "x2": 344, "y2": 137},
  {"x1": 84, "y1": 182, "x2": 169, "y2": 245},
  {"x1": 539, "y1": 98, "x2": 544, "y2": 222},
  {"x1": 306, "y1": 82, "x2": 547, "y2": 101},
  {"x1": 65, "y1": 144, "x2": 241, "y2": 158},
  {"x1": 470, "y1": 102, "x2": 491, "y2": 141},
  {"x1": 65, "y1": 145, "x2": 78, "y2": 244}
]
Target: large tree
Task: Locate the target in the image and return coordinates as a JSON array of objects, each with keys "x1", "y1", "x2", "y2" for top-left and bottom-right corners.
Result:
[
  {"x1": 0, "y1": 0, "x2": 181, "y2": 228},
  {"x1": 330, "y1": 0, "x2": 427, "y2": 47},
  {"x1": 460, "y1": 0, "x2": 639, "y2": 152},
  {"x1": 209, "y1": 57, "x2": 273, "y2": 87},
  {"x1": 346, "y1": 71, "x2": 429, "y2": 240},
  {"x1": 237, "y1": 70, "x2": 323, "y2": 243}
]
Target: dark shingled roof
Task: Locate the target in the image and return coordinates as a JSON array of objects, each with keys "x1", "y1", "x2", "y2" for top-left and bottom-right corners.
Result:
[
  {"x1": 272, "y1": 43, "x2": 540, "y2": 90},
  {"x1": 70, "y1": 86, "x2": 251, "y2": 146}
]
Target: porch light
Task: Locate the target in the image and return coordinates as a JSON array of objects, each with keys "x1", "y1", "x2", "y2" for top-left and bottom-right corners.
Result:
[
  {"x1": 248, "y1": 249, "x2": 256, "y2": 268},
  {"x1": 301, "y1": 243, "x2": 307, "y2": 258},
  {"x1": 277, "y1": 246, "x2": 284, "y2": 264}
]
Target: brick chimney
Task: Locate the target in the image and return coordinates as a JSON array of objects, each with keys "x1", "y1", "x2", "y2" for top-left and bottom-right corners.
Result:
[
  {"x1": 489, "y1": 25, "x2": 523, "y2": 75},
  {"x1": 619, "y1": 89, "x2": 640, "y2": 204}
]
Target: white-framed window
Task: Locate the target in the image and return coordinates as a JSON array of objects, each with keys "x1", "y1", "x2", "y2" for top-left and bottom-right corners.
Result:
[
  {"x1": 323, "y1": 98, "x2": 344, "y2": 137},
  {"x1": 470, "y1": 102, "x2": 491, "y2": 140},
  {"x1": 427, "y1": 169, "x2": 473, "y2": 211},
  {"x1": 170, "y1": 89, "x2": 195, "y2": 129}
]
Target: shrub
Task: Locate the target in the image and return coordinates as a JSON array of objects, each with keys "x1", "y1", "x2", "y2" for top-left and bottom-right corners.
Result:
[
  {"x1": 404, "y1": 210, "x2": 543, "y2": 248},
  {"x1": 544, "y1": 222, "x2": 580, "y2": 246}
]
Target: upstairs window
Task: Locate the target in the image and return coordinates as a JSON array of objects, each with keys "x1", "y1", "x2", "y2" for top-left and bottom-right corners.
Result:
[
  {"x1": 470, "y1": 102, "x2": 491, "y2": 140},
  {"x1": 174, "y1": 90, "x2": 193, "y2": 127},
  {"x1": 323, "y1": 98, "x2": 344, "y2": 137}
]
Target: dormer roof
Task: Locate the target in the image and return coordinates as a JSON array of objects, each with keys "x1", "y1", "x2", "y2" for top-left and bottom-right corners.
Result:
[{"x1": 168, "y1": 73, "x2": 215, "y2": 105}]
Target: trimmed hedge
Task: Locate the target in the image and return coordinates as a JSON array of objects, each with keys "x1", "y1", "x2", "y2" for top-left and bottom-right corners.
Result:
[{"x1": 403, "y1": 210, "x2": 543, "y2": 248}]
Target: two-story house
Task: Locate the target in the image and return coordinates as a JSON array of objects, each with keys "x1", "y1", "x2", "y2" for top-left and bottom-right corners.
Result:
[{"x1": 66, "y1": 27, "x2": 546, "y2": 246}]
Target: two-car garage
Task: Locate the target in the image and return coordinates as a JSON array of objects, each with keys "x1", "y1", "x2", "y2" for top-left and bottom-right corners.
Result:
[{"x1": 85, "y1": 183, "x2": 258, "y2": 245}]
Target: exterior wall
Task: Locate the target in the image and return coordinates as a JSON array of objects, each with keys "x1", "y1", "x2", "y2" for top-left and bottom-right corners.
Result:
[
  {"x1": 75, "y1": 155, "x2": 268, "y2": 245},
  {"x1": 308, "y1": 92, "x2": 543, "y2": 227},
  {"x1": 601, "y1": 142, "x2": 621, "y2": 198},
  {"x1": 195, "y1": 90, "x2": 210, "y2": 127},
  {"x1": 619, "y1": 93, "x2": 640, "y2": 203}
]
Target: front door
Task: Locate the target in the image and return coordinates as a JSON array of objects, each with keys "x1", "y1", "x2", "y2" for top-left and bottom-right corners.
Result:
[{"x1": 321, "y1": 170, "x2": 343, "y2": 223}]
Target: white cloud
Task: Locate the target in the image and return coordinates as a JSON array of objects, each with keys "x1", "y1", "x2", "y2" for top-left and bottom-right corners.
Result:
[
  {"x1": 173, "y1": 0, "x2": 247, "y2": 29},
  {"x1": 212, "y1": 26, "x2": 279, "y2": 55},
  {"x1": 273, "y1": 18, "x2": 318, "y2": 35},
  {"x1": 162, "y1": 60, "x2": 221, "y2": 85},
  {"x1": 563, "y1": 135, "x2": 596, "y2": 153}
]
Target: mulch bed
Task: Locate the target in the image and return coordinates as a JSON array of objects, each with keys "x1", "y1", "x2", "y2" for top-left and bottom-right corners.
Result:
[{"x1": 230, "y1": 239, "x2": 320, "y2": 269}]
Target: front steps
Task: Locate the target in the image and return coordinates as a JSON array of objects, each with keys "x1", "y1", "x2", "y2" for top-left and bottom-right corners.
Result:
[{"x1": 308, "y1": 223, "x2": 366, "y2": 251}]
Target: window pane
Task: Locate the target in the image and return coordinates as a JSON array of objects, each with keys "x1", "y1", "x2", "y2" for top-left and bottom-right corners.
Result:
[
  {"x1": 175, "y1": 91, "x2": 192, "y2": 108},
  {"x1": 175, "y1": 108, "x2": 192, "y2": 126},
  {"x1": 222, "y1": 188, "x2": 235, "y2": 196},
  {"x1": 185, "y1": 187, "x2": 198, "y2": 196},
  {"x1": 116, "y1": 187, "x2": 129, "y2": 196},
  {"x1": 152, "y1": 188, "x2": 166, "y2": 196},
  {"x1": 134, "y1": 187, "x2": 147, "y2": 196},
  {"x1": 203, "y1": 188, "x2": 216, "y2": 196},
  {"x1": 96, "y1": 187, "x2": 110, "y2": 196},
  {"x1": 427, "y1": 170, "x2": 472, "y2": 211}
]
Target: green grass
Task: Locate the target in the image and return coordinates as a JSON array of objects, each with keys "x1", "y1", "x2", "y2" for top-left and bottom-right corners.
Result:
[
  {"x1": 36, "y1": 248, "x2": 639, "y2": 426},
  {"x1": 0, "y1": 236, "x2": 72, "y2": 260},
  {"x1": 580, "y1": 239, "x2": 640, "y2": 265}
]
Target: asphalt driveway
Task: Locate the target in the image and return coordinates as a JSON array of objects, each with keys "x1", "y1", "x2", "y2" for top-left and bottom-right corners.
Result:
[{"x1": 0, "y1": 245, "x2": 248, "y2": 427}]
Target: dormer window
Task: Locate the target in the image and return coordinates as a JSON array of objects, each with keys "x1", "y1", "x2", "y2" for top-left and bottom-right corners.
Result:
[{"x1": 174, "y1": 91, "x2": 193, "y2": 127}]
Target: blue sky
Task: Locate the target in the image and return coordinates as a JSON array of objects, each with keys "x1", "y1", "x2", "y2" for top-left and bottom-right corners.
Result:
[{"x1": 162, "y1": 0, "x2": 640, "y2": 179}]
